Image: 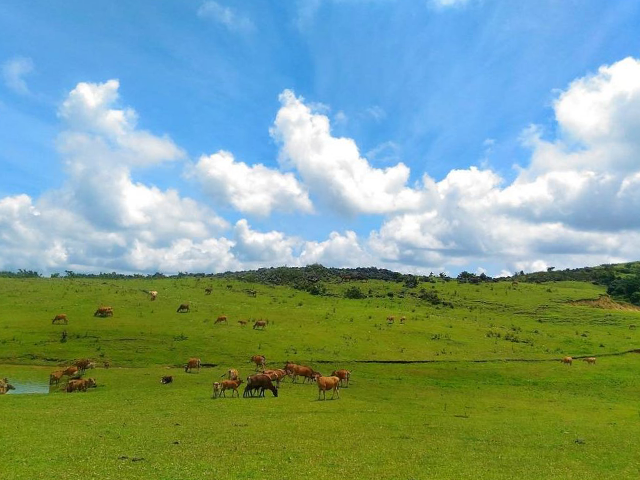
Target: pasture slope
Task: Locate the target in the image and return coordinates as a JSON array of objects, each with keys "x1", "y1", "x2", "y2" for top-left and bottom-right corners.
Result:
[{"x1": 0, "y1": 275, "x2": 639, "y2": 479}]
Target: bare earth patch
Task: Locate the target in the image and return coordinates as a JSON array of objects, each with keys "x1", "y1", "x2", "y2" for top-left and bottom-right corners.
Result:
[{"x1": 568, "y1": 294, "x2": 640, "y2": 311}]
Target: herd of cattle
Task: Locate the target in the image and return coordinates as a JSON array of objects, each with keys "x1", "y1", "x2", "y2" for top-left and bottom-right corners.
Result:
[
  {"x1": 167, "y1": 356, "x2": 350, "y2": 400},
  {"x1": 23, "y1": 287, "x2": 596, "y2": 399},
  {"x1": 39, "y1": 354, "x2": 350, "y2": 401}
]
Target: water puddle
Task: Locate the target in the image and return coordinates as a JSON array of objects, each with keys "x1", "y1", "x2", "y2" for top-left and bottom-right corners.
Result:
[{"x1": 3, "y1": 381, "x2": 50, "y2": 395}]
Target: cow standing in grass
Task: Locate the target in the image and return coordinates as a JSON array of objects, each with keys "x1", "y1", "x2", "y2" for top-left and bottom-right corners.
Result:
[
  {"x1": 185, "y1": 358, "x2": 201, "y2": 373},
  {"x1": 251, "y1": 355, "x2": 266, "y2": 371},
  {"x1": 49, "y1": 370, "x2": 64, "y2": 385},
  {"x1": 331, "y1": 369, "x2": 351, "y2": 387},
  {"x1": 94, "y1": 306, "x2": 113, "y2": 317},
  {"x1": 52, "y1": 314, "x2": 68, "y2": 324},
  {"x1": 317, "y1": 376, "x2": 340, "y2": 400},
  {"x1": 253, "y1": 320, "x2": 268, "y2": 330}
]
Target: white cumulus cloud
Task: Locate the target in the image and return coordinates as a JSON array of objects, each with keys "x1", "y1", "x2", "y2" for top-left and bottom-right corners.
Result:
[
  {"x1": 271, "y1": 89, "x2": 425, "y2": 215},
  {"x1": 191, "y1": 150, "x2": 313, "y2": 216}
]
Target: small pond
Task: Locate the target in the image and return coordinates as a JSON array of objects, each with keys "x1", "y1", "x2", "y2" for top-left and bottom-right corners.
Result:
[{"x1": 4, "y1": 380, "x2": 50, "y2": 395}]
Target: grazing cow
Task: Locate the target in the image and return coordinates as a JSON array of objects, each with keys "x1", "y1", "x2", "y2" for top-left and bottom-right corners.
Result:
[
  {"x1": 387, "y1": 316, "x2": 395, "y2": 325},
  {"x1": 238, "y1": 320, "x2": 247, "y2": 327},
  {"x1": 215, "y1": 315, "x2": 228, "y2": 325},
  {"x1": 583, "y1": 357, "x2": 597, "y2": 365},
  {"x1": 243, "y1": 374, "x2": 278, "y2": 398},
  {"x1": 149, "y1": 291, "x2": 158, "y2": 301},
  {"x1": 331, "y1": 369, "x2": 351, "y2": 387},
  {"x1": 161, "y1": 376, "x2": 173, "y2": 384},
  {"x1": 185, "y1": 358, "x2": 201, "y2": 373},
  {"x1": 94, "y1": 306, "x2": 113, "y2": 317},
  {"x1": 220, "y1": 379, "x2": 244, "y2": 397},
  {"x1": 253, "y1": 320, "x2": 268, "y2": 330},
  {"x1": 251, "y1": 355, "x2": 266, "y2": 371},
  {"x1": 291, "y1": 365, "x2": 316, "y2": 384},
  {"x1": 212, "y1": 382, "x2": 221, "y2": 398},
  {"x1": 317, "y1": 376, "x2": 340, "y2": 400},
  {"x1": 262, "y1": 369, "x2": 287, "y2": 388},
  {"x1": 177, "y1": 303, "x2": 190, "y2": 313},
  {"x1": 66, "y1": 378, "x2": 95, "y2": 393},
  {"x1": 103, "y1": 361, "x2": 110, "y2": 369},
  {"x1": 62, "y1": 366, "x2": 79, "y2": 377},
  {"x1": 49, "y1": 370, "x2": 64, "y2": 385},
  {"x1": 52, "y1": 314, "x2": 68, "y2": 325},
  {"x1": 561, "y1": 356, "x2": 573, "y2": 366},
  {"x1": 73, "y1": 359, "x2": 94, "y2": 373},
  {"x1": 399, "y1": 316, "x2": 406, "y2": 325},
  {"x1": 204, "y1": 287, "x2": 212, "y2": 295},
  {"x1": 221, "y1": 369, "x2": 239, "y2": 381}
]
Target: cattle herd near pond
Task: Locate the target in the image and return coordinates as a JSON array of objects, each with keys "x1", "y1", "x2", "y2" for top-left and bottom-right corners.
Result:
[{"x1": 5, "y1": 285, "x2": 598, "y2": 399}]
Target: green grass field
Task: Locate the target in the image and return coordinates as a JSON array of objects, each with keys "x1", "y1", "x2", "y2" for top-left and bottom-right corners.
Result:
[{"x1": 1, "y1": 277, "x2": 639, "y2": 479}]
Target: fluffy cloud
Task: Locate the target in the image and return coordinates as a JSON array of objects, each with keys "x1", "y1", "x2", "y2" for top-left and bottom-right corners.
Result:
[
  {"x1": 4, "y1": 57, "x2": 640, "y2": 277},
  {"x1": 300, "y1": 231, "x2": 371, "y2": 267},
  {"x1": 0, "y1": 80, "x2": 230, "y2": 273},
  {"x1": 232, "y1": 219, "x2": 299, "y2": 264},
  {"x1": 2, "y1": 56, "x2": 34, "y2": 95},
  {"x1": 271, "y1": 89, "x2": 425, "y2": 215},
  {"x1": 191, "y1": 151, "x2": 313, "y2": 216},
  {"x1": 368, "y1": 57, "x2": 640, "y2": 273}
]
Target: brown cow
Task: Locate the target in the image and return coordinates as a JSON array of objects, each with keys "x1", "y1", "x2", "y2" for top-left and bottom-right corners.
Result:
[
  {"x1": 66, "y1": 378, "x2": 96, "y2": 392},
  {"x1": 387, "y1": 315, "x2": 395, "y2": 325},
  {"x1": 221, "y1": 368, "x2": 239, "y2": 381},
  {"x1": 52, "y1": 314, "x2": 68, "y2": 325},
  {"x1": 62, "y1": 366, "x2": 79, "y2": 377},
  {"x1": 220, "y1": 379, "x2": 244, "y2": 398},
  {"x1": 204, "y1": 287, "x2": 212, "y2": 295},
  {"x1": 262, "y1": 369, "x2": 287, "y2": 388},
  {"x1": 49, "y1": 370, "x2": 64, "y2": 385},
  {"x1": 177, "y1": 303, "x2": 190, "y2": 313},
  {"x1": 161, "y1": 376, "x2": 173, "y2": 384},
  {"x1": 253, "y1": 320, "x2": 268, "y2": 330},
  {"x1": 243, "y1": 374, "x2": 278, "y2": 398},
  {"x1": 317, "y1": 376, "x2": 340, "y2": 400},
  {"x1": 399, "y1": 316, "x2": 406, "y2": 325},
  {"x1": 185, "y1": 357, "x2": 201, "y2": 373},
  {"x1": 148, "y1": 290, "x2": 158, "y2": 301},
  {"x1": 94, "y1": 306, "x2": 113, "y2": 317},
  {"x1": 215, "y1": 315, "x2": 228, "y2": 324},
  {"x1": 73, "y1": 359, "x2": 94, "y2": 373},
  {"x1": 251, "y1": 355, "x2": 266, "y2": 371},
  {"x1": 561, "y1": 356, "x2": 573, "y2": 366},
  {"x1": 331, "y1": 369, "x2": 351, "y2": 387},
  {"x1": 583, "y1": 357, "x2": 597, "y2": 365},
  {"x1": 212, "y1": 382, "x2": 221, "y2": 398},
  {"x1": 291, "y1": 364, "x2": 316, "y2": 383},
  {"x1": 238, "y1": 320, "x2": 248, "y2": 327}
]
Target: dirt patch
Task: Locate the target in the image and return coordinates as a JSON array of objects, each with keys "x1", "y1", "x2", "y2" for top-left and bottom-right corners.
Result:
[{"x1": 568, "y1": 294, "x2": 640, "y2": 312}]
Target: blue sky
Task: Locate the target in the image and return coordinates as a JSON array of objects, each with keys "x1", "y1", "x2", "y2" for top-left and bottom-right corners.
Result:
[{"x1": 2, "y1": 0, "x2": 640, "y2": 276}]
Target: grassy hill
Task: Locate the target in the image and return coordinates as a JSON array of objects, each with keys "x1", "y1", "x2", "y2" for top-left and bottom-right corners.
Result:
[{"x1": 0, "y1": 268, "x2": 639, "y2": 479}]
